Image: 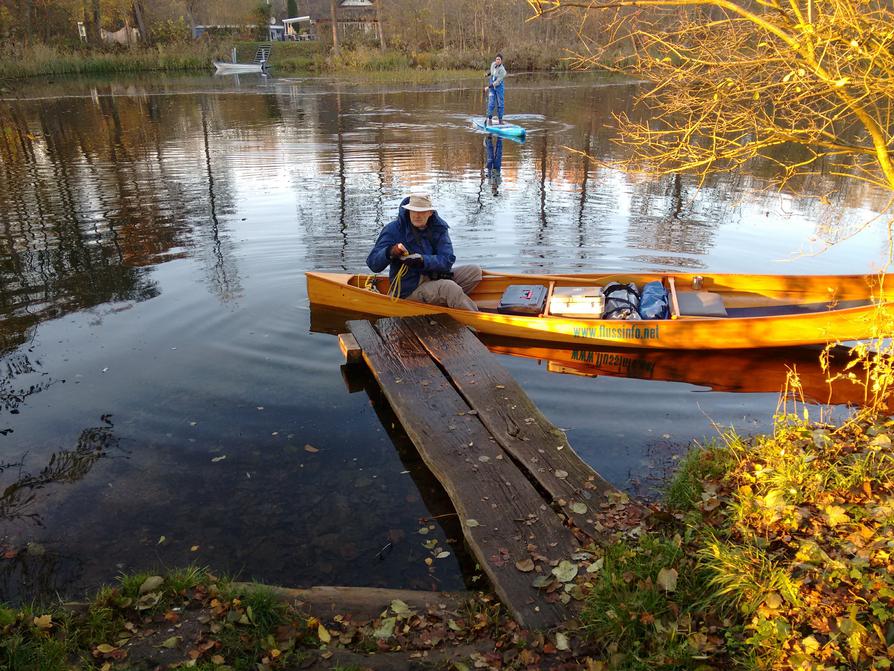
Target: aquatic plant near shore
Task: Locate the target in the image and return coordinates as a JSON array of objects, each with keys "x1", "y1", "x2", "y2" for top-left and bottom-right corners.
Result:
[{"x1": 0, "y1": 43, "x2": 214, "y2": 80}]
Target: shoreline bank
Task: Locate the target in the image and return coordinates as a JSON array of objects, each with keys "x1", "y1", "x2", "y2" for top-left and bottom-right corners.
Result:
[{"x1": 0, "y1": 43, "x2": 579, "y2": 82}]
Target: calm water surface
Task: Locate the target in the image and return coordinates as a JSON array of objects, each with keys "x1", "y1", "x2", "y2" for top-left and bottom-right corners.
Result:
[{"x1": 0, "y1": 71, "x2": 889, "y2": 603}]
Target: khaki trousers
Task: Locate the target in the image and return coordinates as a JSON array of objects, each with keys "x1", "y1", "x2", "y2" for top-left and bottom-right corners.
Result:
[{"x1": 407, "y1": 265, "x2": 482, "y2": 311}]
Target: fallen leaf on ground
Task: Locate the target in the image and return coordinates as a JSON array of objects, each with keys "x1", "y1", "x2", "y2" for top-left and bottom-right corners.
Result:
[
  {"x1": 373, "y1": 616, "x2": 396, "y2": 639},
  {"x1": 391, "y1": 599, "x2": 411, "y2": 616},
  {"x1": 657, "y1": 567, "x2": 678, "y2": 592},
  {"x1": 556, "y1": 632, "x2": 570, "y2": 651},
  {"x1": 515, "y1": 558, "x2": 535, "y2": 572},
  {"x1": 552, "y1": 560, "x2": 578, "y2": 583},
  {"x1": 32, "y1": 614, "x2": 52, "y2": 630},
  {"x1": 587, "y1": 557, "x2": 604, "y2": 573},
  {"x1": 139, "y1": 576, "x2": 164, "y2": 594}
]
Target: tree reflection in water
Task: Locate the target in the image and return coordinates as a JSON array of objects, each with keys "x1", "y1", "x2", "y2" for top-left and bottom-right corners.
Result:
[
  {"x1": 0, "y1": 352, "x2": 58, "y2": 429},
  {"x1": 0, "y1": 417, "x2": 119, "y2": 603},
  {"x1": 1, "y1": 416, "x2": 118, "y2": 526}
]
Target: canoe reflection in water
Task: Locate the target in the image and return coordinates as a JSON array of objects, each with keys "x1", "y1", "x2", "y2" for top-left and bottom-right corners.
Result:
[{"x1": 309, "y1": 304, "x2": 878, "y2": 408}]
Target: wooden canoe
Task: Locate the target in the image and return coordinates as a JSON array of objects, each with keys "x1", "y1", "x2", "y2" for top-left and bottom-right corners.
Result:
[{"x1": 305, "y1": 271, "x2": 890, "y2": 350}]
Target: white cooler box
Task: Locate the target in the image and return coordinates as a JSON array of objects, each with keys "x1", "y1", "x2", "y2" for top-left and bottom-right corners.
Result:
[{"x1": 549, "y1": 286, "x2": 604, "y2": 318}]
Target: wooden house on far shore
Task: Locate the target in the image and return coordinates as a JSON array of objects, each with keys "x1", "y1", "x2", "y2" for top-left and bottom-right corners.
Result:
[{"x1": 298, "y1": 0, "x2": 381, "y2": 44}]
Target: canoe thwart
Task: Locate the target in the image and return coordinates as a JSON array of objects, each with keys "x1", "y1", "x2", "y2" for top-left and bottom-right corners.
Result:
[{"x1": 666, "y1": 277, "x2": 681, "y2": 319}]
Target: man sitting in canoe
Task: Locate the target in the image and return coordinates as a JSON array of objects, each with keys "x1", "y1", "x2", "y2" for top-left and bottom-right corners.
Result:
[
  {"x1": 484, "y1": 53, "x2": 506, "y2": 126},
  {"x1": 367, "y1": 193, "x2": 482, "y2": 311}
]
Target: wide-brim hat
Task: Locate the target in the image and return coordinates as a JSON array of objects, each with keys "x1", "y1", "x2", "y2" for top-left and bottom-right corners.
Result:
[{"x1": 402, "y1": 193, "x2": 435, "y2": 212}]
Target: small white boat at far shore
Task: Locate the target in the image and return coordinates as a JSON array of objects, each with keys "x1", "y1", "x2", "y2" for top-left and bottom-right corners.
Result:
[{"x1": 213, "y1": 62, "x2": 268, "y2": 75}]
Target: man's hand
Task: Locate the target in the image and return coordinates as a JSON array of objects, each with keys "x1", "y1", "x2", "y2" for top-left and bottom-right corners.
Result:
[
  {"x1": 401, "y1": 253, "x2": 424, "y2": 268},
  {"x1": 389, "y1": 243, "x2": 408, "y2": 259}
]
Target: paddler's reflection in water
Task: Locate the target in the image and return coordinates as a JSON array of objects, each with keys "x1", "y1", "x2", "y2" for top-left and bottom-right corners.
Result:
[{"x1": 485, "y1": 135, "x2": 503, "y2": 196}]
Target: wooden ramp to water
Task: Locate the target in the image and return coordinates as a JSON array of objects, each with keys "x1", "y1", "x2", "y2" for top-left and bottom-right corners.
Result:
[{"x1": 345, "y1": 314, "x2": 626, "y2": 629}]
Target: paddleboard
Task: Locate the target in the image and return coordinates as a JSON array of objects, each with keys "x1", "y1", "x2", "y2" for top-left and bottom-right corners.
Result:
[{"x1": 473, "y1": 118, "x2": 526, "y2": 139}]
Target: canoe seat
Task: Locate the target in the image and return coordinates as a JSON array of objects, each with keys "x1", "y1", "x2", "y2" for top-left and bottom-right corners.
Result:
[{"x1": 676, "y1": 291, "x2": 728, "y2": 317}]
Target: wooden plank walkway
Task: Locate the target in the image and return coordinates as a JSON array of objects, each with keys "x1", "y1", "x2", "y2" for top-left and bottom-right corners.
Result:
[{"x1": 346, "y1": 315, "x2": 632, "y2": 629}]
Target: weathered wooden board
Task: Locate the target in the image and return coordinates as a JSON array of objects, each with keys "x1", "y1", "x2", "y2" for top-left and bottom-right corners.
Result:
[
  {"x1": 348, "y1": 318, "x2": 577, "y2": 629},
  {"x1": 404, "y1": 314, "x2": 619, "y2": 536},
  {"x1": 339, "y1": 332, "x2": 363, "y2": 364},
  {"x1": 230, "y1": 583, "x2": 470, "y2": 621}
]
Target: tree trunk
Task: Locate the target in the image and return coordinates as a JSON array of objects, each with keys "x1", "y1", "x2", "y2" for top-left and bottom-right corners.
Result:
[
  {"x1": 92, "y1": 0, "x2": 101, "y2": 44},
  {"x1": 330, "y1": 0, "x2": 339, "y2": 54},
  {"x1": 21, "y1": 0, "x2": 33, "y2": 46},
  {"x1": 375, "y1": 0, "x2": 386, "y2": 51},
  {"x1": 184, "y1": 0, "x2": 196, "y2": 32},
  {"x1": 82, "y1": 0, "x2": 93, "y2": 44},
  {"x1": 132, "y1": 1, "x2": 150, "y2": 43}
]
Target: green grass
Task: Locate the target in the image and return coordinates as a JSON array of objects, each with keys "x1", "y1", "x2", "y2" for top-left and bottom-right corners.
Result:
[
  {"x1": 580, "y1": 535, "x2": 714, "y2": 670},
  {"x1": 166, "y1": 564, "x2": 211, "y2": 593},
  {"x1": 1, "y1": 633, "x2": 72, "y2": 671},
  {"x1": 234, "y1": 40, "x2": 324, "y2": 72},
  {"x1": 80, "y1": 601, "x2": 121, "y2": 649},
  {"x1": 664, "y1": 440, "x2": 733, "y2": 511},
  {"x1": 0, "y1": 568, "x2": 311, "y2": 671},
  {"x1": 697, "y1": 537, "x2": 801, "y2": 615},
  {"x1": 235, "y1": 585, "x2": 287, "y2": 636},
  {"x1": 0, "y1": 604, "x2": 82, "y2": 671}
]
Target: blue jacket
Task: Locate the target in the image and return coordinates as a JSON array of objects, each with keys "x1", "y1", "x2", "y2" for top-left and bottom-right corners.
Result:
[{"x1": 367, "y1": 197, "x2": 455, "y2": 298}]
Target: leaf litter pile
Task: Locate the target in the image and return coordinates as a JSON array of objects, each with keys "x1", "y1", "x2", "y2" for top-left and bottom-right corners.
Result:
[{"x1": 2, "y1": 416, "x2": 894, "y2": 669}]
